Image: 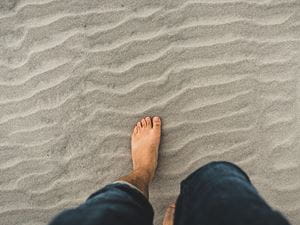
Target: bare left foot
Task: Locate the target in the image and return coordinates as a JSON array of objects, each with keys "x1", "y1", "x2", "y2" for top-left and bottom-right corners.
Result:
[{"x1": 131, "y1": 116, "x2": 161, "y2": 183}]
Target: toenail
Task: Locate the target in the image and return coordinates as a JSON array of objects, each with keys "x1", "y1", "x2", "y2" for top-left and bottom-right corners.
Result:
[{"x1": 153, "y1": 116, "x2": 160, "y2": 121}]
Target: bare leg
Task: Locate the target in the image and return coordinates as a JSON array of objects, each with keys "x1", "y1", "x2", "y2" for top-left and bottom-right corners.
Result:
[{"x1": 117, "y1": 116, "x2": 161, "y2": 199}]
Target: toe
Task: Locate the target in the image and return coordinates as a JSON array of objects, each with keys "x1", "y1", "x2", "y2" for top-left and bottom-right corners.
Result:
[
  {"x1": 137, "y1": 121, "x2": 142, "y2": 128},
  {"x1": 163, "y1": 204, "x2": 175, "y2": 225},
  {"x1": 133, "y1": 125, "x2": 138, "y2": 134},
  {"x1": 145, "y1": 117, "x2": 152, "y2": 127},
  {"x1": 152, "y1": 116, "x2": 161, "y2": 129},
  {"x1": 141, "y1": 118, "x2": 147, "y2": 127}
]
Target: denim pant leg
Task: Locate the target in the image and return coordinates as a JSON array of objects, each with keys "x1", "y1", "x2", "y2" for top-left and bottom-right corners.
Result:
[
  {"x1": 174, "y1": 161, "x2": 290, "y2": 225},
  {"x1": 49, "y1": 182, "x2": 154, "y2": 225}
]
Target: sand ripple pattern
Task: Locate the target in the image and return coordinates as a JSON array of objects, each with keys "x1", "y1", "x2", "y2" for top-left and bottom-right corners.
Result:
[{"x1": 0, "y1": 0, "x2": 299, "y2": 224}]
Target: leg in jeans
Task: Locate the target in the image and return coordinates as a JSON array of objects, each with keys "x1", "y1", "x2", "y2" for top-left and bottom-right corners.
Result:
[
  {"x1": 170, "y1": 161, "x2": 290, "y2": 225},
  {"x1": 49, "y1": 117, "x2": 162, "y2": 225}
]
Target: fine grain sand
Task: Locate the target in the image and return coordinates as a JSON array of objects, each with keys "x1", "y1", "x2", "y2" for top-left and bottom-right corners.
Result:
[{"x1": 0, "y1": 0, "x2": 300, "y2": 224}]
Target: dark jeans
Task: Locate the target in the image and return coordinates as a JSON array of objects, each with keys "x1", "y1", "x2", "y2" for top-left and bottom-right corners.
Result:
[{"x1": 49, "y1": 161, "x2": 290, "y2": 225}]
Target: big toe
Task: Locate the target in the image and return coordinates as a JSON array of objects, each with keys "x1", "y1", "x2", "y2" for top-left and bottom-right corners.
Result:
[
  {"x1": 152, "y1": 116, "x2": 161, "y2": 130},
  {"x1": 163, "y1": 204, "x2": 175, "y2": 225}
]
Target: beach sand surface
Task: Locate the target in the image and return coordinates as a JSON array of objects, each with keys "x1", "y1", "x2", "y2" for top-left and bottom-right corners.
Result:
[{"x1": 0, "y1": 0, "x2": 299, "y2": 224}]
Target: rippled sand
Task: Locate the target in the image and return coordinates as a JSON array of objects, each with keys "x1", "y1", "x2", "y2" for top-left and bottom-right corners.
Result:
[{"x1": 0, "y1": 0, "x2": 299, "y2": 224}]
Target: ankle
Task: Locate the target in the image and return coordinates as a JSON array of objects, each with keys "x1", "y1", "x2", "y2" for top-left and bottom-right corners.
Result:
[
  {"x1": 117, "y1": 169, "x2": 150, "y2": 198},
  {"x1": 133, "y1": 168, "x2": 153, "y2": 184}
]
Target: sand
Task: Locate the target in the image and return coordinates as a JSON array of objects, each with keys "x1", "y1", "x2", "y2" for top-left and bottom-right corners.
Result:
[{"x1": 0, "y1": 0, "x2": 299, "y2": 224}]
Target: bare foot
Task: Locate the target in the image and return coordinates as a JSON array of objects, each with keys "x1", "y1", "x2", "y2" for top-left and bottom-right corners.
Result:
[
  {"x1": 131, "y1": 116, "x2": 161, "y2": 183},
  {"x1": 163, "y1": 204, "x2": 175, "y2": 225}
]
